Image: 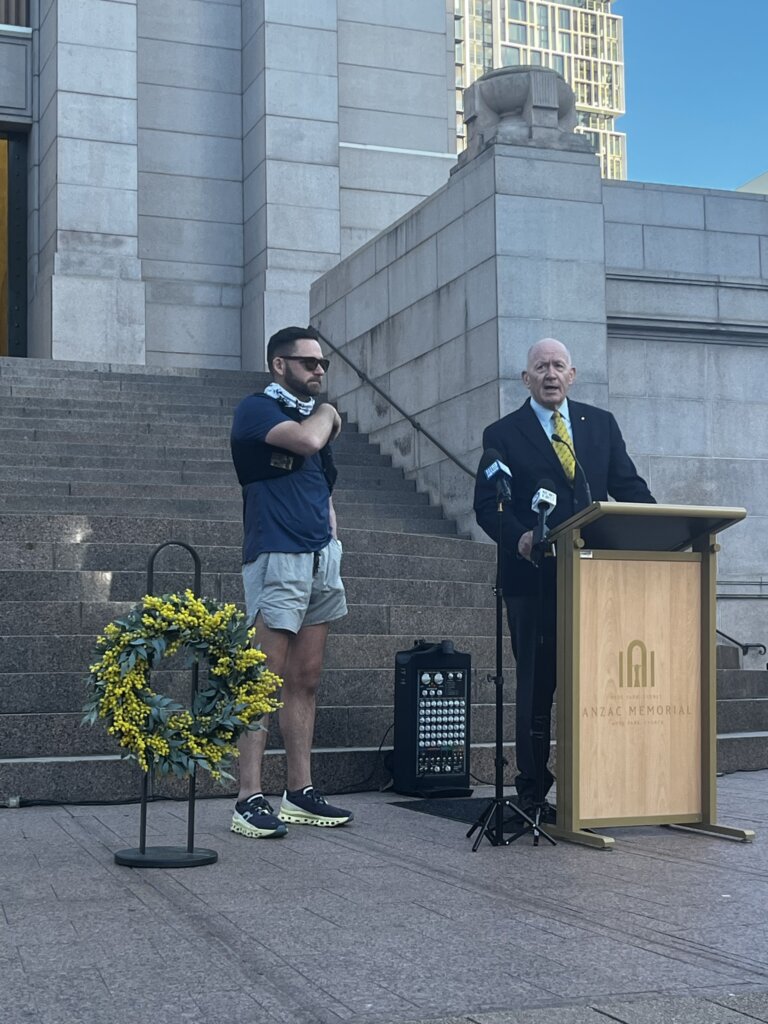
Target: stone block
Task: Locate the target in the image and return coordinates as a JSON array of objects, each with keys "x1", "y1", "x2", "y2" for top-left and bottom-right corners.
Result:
[
  {"x1": 265, "y1": 203, "x2": 340, "y2": 254},
  {"x1": 497, "y1": 256, "x2": 606, "y2": 323},
  {"x1": 264, "y1": 21, "x2": 337, "y2": 76},
  {"x1": 500, "y1": 318, "x2": 607, "y2": 383},
  {"x1": 367, "y1": 294, "x2": 439, "y2": 377},
  {"x1": 344, "y1": 271, "x2": 388, "y2": 340},
  {"x1": 148, "y1": 349, "x2": 240, "y2": 370},
  {"x1": 265, "y1": 160, "x2": 340, "y2": 210},
  {"x1": 263, "y1": 289, "x2": 312, "y2": 347},
  {"x1": 313, "y1": 297, "x2": 346, "y2": 349},
  {"x1": 145, "y1": 303, "x2": 240, "y2": 357},
  {"x1": 58, "y1": 138, "x2": 137, "y2": 191},
  {"x1": 39, "y1": 147, "x2": 56, "y2": 207},
  {"x1": 242, "y1": 71, "x2": 266, "y2": 132},
  {"x1": 438, "y1": 319, "x2": 499, "y2": 403},
  {"x1": 496, "y1": 194, "x2": 605, "y2": 261},
  {"x1": 51, "y1": 276, "x2": 145, "y2": 364},
  {"x1": 339, "y1": 106, "x2": 448, "y2": 153},
  {"x1": 710, "y1": 400, "x2": 768, "y2": 459},
  {"x1": 59, "y1": 43, "x2": 136, "y2": 99},
  {"x1": 607, "y1": 337, "x2": 647, "y2": 397},
  {"x1": 604, "y1": 221, "x2": 644, "y2": 270},
  {"x1": 707, "y1": 344, "x2": 768, "y2": 403},
  {"x1": 140, "y1": 172, "x2": 242, "y2": 224},
  {"x1": 265, "y1": 114, "x2": 339, "y2": 166},
  {"x1": 636, "y1": 339, "x2": 707, "y2": 399},
  {"x1": 602, "y1": 182, "x2": 705, "y2": 228},
  {"x1": 263, "y1": 0, "x2": 337, "y2": 30},
  {"x1": 242, "y1": 162, "x2": 266, "y2": 223},
  {"x1": 57, "y1": 184, "x2": 138, "y2": 237},
  {"x1": 338, "y1": 20, "x2": 446, "y2": 76},
  {"x1": 263, "y1": 247, "x2": 338, "y2": 273},
  {"x1": 139, "y1": 216, "x2": 243, "y2": 266},
  {"x1": 388, "y1": 237, "x2": 438, "y2": 316},
  {"x1": 716, "y1": 284, "x2": 768, "y2": 324},
  {"x1": 460, "y1": 148, "x2": 495, "y2": 211},
  {"x1": 613, "y1": 397, "x2": 709, "y2": 458},
  {"x1": 464, "y1": 259, "x2": 497, "y2": 331},
  {"x1": 138, "y1": 128, "x2": 242, "y2": 180},
  {"x1": 138, "y1": 0, "x2": 241, "y2": 49},
  {"x1": 649, "y1": 456, "x2": 768, "y2": 514},
  {"x1": 60, "y1": 0, "x2": 136, "y2": 50},
  {"x1": 705, "y1": 193, "x2": 768, "y2": 235},
  {"x1": 59, "y1": 93, "x2": 137, "y2": 145},
  {"x1": 138, "y1": 84, "x2": 241, "y2": 138},
  {"x1": 339, "y1": 64, "x2": 446, "y2": 118},
  {"x1": 0, "y1": 36, "x2": 31, "y2": 119},
  {"x1": 141, "y1": 259, "x2": 242, "y2": 286},
  {"x1": 324, "y1": 242, "x2": 376, "y2": 306},
  {"x1": 138, "y1": 39, "x2": 240, "y2": 93},
  {"x1": 436, "y1": 214, "x2": 465, "y2": 289},
  {"x1": 338, "y1": 0, "x2": 446, "y2": 33},
  {"x1": 762, "y1": 237, "x2": 768, "y2": 279},
  {"x1": 264, "y1": 68, "x2": 338, "y2": 122},
  {"x1": 339, "y1": 145, "x2": 451, "y2": 197},
  {"x1": 494, "y1": 147, "x2": 602, "y2": 203},
  {"x1": 643, "y1": 226, "x2": 761, "y2": 278},
  {"x1": 605, "y1": 277, "x2": 719, "y2": 322}
]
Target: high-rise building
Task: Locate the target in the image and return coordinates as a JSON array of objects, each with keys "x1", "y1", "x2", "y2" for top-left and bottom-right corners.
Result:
[{"x1": 454, "y1": 0, "x2": 626, "y2": 179}]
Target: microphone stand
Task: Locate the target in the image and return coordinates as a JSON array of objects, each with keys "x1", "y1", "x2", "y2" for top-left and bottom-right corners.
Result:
[{"x1": 467, "y1": 478, "x2": 529, "y2": 850}]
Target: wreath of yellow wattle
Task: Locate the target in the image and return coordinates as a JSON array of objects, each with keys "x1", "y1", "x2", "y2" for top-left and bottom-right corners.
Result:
[{"x1": 83, "y1": 590, "x2": 282, "y2": 780}]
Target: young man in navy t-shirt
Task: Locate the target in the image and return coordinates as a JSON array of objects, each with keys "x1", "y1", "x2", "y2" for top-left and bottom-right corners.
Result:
[{"x1": 230, "y1": 326, "x2": 352, "y2": 837}]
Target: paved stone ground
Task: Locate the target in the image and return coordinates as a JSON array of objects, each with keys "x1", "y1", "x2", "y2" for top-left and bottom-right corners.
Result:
[{"x1": 1, "y1": 771, "x2": 768, "y2": 1024}]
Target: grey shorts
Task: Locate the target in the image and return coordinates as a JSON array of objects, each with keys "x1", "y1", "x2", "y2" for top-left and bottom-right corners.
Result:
[{"x1": 242, "y1": 539, "x2": 348, "y2": 634}]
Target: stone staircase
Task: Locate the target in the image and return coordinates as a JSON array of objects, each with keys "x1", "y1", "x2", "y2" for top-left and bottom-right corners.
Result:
[
  {"x1": 0, "y1": 356, "x2": 766, "y2": 805},
  {"x1": 0, "y1": 356, "x2": 504, "y2": 803}
]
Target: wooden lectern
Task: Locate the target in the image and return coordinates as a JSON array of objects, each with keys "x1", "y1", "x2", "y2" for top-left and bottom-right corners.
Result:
[{"x1": 546, "y1": 502, "x2": 755, "y2": 850}]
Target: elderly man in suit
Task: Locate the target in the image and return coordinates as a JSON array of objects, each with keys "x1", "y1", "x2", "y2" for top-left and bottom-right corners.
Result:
[{"x1": 474, "y1": 338, "x2": 655, "y2": 815}]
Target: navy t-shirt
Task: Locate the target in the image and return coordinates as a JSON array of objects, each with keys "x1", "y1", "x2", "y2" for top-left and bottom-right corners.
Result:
[{"x1": 231, "y1": 394, "x2": 332, "y2": 563}]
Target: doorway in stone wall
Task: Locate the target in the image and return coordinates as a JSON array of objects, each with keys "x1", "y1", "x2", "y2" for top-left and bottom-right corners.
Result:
[{"x1": 0, "y1": 131, "x2": 27, "y2": 357}]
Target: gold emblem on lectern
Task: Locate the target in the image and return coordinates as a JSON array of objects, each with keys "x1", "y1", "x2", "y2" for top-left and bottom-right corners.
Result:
[{"x1": 619, "y1": 640, "x2": 655, "y2": 688}]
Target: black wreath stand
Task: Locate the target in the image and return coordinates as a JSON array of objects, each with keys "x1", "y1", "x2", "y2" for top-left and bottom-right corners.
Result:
[
  {"x1": 466, "y1": 482, "x2": 524, "y2": 851},
  {"x1": 114, "y1": 541, "x2": 218, "y2": 868}
]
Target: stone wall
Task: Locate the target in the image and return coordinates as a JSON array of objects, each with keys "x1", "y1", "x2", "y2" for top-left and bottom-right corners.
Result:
[{"x1": 311, "y1": 68, "x2": 768, "y2": 653}]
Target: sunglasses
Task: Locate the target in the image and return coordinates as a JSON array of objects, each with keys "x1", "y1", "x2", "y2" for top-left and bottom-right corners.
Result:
[{"x1": 281, "y1": 356, "x2": 330, "y2": 372}]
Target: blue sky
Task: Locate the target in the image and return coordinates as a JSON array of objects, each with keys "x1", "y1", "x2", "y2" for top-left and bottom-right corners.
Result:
[{"x1": 615, "y1": 0, "x2": 768, "y2": 190}]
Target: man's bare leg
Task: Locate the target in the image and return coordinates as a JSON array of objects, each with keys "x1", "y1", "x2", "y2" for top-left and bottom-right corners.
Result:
[
  {"x1": 237, "y1": 616, "x2": 291, "y2": 800},
  {"x1": 279, "y1": 622, "x2": 329, "y2": 791}
]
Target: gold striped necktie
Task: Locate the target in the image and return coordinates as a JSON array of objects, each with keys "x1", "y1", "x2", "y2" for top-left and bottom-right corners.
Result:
[{"x1": 551, "y1": 409, "x2": 575, "y2": 482}]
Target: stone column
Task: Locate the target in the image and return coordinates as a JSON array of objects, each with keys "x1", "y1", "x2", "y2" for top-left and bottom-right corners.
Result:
[
  {"x1": 241, "y1": 0, "x2": 341, "y2": 370},
  {"x1": 35, "y1": 0, "x2": 145, "y2": 363}
]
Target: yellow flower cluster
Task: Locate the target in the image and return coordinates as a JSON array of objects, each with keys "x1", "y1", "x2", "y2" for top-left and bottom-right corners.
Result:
[{"x1": 84, "y1": 590, "x2": 282, "y2": 779}]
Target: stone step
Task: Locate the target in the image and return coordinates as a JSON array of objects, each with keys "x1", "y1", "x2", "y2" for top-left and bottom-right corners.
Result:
[
  {"x1": 717, "y1": 698, "x2": 768, "y2": 732},
  {"x1": 0, "y1": 699, "x2": 504, "y2": 760},
  {"x1": 0, "y1": 665, "x2": 509, "y2": 715},
  {"x1": 7, "y1": 475, "x2": 420, "y2": 501},
  {"x1": 0, "y1": 354, "x2": 270, "y2": 386},
  {"x1": 717, "y1": 669, "x2": 768, "y2": 699},
  {"x1": 0, "y1": 599, "x2": 498, "y2": 638},
  {"x1": 0, "y1": 542, "x2": 496, "y2": 585},
  {"x1": 0, "y1": 497, "x2": 452, "y2": 528},
  {"x1": 0, "y1": 436, "x2": 382, "y2": 465},
  {"x1": 717, "y1": 732, "x2": 768, "y2": 772},
  {"x1": 0, "y1": 516, "x2": 490, "y2": 556},
  {"x1": 0, "y1": 632, "x2": 500, "y2": 674}
]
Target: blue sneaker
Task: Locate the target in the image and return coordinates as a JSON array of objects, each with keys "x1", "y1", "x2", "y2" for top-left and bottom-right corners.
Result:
[
  {"x1": 278, "y1": 787, "x2": 353, "y2": 827},
  {"x1": 231, "y1": 794, "x2": 287, "y2": 838}
]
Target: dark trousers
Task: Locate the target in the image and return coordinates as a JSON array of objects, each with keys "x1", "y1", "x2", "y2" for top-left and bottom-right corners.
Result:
[{"x1": 505, "y1": 588, "x2": 557, "y2": 804}]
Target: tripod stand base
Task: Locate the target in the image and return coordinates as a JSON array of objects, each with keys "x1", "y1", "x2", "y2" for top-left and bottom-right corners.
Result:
[{"x1": 114, "y1": 846, "x2": 218, "y2": 868}]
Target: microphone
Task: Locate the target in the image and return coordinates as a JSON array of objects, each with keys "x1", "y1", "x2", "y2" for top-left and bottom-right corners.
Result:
[
  {"x1": 478, "y1": 448, "x2": 512, "y2": 503},
  {"x1": 531, "y1": 478, "x2": 557, "y2": 566},
  {"x1": 552, "y1": 433, "x2": 593, "y2": 505}
]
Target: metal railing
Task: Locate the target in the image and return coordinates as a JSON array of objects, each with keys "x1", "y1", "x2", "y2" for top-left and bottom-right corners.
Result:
[
  {"x1": 0, "y1": 0, "x2": 29, "y2": 28},
  {"x1": 716, "y1": 629, "x2": 767, "y2": 659},
  {"x1": 313, "y1": 326, "x2": 476, "y2": 479}
]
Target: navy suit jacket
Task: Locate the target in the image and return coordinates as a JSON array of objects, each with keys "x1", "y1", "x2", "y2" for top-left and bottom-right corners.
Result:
[{"x1": 473, "y1": 398, "x2": 655, "y2": 597}]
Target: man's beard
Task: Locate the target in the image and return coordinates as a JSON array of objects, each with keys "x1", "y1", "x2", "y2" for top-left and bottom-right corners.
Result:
[{"x1": 284, "y1": 365, "x2": 320, "y2": 400}]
